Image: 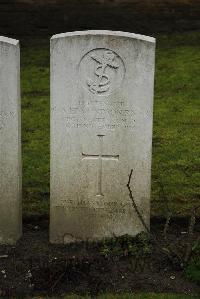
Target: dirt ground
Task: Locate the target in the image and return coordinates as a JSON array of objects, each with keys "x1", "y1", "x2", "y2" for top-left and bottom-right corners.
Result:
[{"x1": 0, "y1": 218, "x2": 199, "y2": 297}]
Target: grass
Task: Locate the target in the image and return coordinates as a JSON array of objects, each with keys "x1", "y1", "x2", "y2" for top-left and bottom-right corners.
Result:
[
  {"x1": 152, "y1": 31, "x2": 200, "y2": 216},
  {"x1": 21, "y1": 39, "x2": 50, "y2": 216},
  {"x1": 21, "y1": 31, "x2": 200, "y2": 218},
  {"x1": 185, "y1": 240, "x2": 200, "y2": 285}
]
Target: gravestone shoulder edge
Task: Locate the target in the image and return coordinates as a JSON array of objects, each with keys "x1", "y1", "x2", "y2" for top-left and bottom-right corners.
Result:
[
  {"x1": 0, "y1": 36, "x2": 19, "y2": 46},
  {"x1": 51, "y1": 30, "x2": 155, "y2": 44}
]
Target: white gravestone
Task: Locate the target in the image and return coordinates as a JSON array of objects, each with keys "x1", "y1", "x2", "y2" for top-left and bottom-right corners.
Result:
[
  {"x1": 0, "y1": 37, "x2": 22, "y2": 244},
  {"x1": 50, "y1": 30, "x2": 155, "y2": 243}
]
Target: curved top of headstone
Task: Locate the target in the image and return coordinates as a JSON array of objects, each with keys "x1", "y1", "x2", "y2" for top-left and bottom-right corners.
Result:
[
  {"x1": 0, "y1": 36, "x2": 19, "y2": 46},
  {"x1": 51, "y1": 30, "x2": 155, "y2": 44}
]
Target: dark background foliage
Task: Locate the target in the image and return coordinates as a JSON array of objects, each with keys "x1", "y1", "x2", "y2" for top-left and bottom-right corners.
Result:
[{"x1": 0, "y1": 0, "x2": 199, "y2": 38}]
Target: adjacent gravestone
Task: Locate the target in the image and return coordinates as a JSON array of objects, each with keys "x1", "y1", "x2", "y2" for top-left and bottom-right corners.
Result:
[
  {"x1": 50, "y1": 30, "x2": 155, "y2": 243},
  {"x1": 0, "y1": 37, "x2": 22, "y2": 244}
]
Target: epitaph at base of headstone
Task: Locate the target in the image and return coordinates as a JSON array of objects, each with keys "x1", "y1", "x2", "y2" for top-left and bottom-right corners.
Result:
[
  {"x1": 0, "y1": 37, "x2": 22, "y2": 244},
  {"x1": 50, "y1": 30, "x2": 155, "y2": 244}
]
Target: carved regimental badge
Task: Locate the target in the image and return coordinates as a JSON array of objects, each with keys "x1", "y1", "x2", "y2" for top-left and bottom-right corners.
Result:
[{"x1": 79, "y1": 48, "x2": 125, "y2": 96}]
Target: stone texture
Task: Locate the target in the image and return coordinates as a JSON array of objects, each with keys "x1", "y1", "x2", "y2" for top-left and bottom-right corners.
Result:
[
  {"x1": 0, "y1": 36, "x2": 22, "y2": 244},
  {"x1": 50, "y1": 30, "x2": 155, "y2": 243}
]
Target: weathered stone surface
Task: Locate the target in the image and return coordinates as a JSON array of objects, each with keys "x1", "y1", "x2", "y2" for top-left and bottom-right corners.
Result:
[
  {"x1": 0, "y1": 36, "x2": 22, "y2": 244},
  {"x1": 50, "y1": 30, "x2": 155, "y2": 243}
]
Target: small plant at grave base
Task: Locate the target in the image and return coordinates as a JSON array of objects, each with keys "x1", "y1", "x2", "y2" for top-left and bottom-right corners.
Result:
[
  {"x1": 185, "y1": 241, "x2": 200, "y2": 285},
  {"x1": 127, "y1": 169, "x2": 200, "y2": 275},
  {"x1": 99, "y1": 232, "x2": 152, "y2": 259}
]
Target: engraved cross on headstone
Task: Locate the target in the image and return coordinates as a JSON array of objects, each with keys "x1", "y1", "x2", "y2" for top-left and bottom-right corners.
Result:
[{"x1": 82, "y1": 135, "x2": 119, "y2": 197}]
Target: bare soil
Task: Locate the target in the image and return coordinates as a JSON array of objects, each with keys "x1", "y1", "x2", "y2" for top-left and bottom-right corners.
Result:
[{"x1": 0, "y1": 218, "x2": 199, "y2": 297}]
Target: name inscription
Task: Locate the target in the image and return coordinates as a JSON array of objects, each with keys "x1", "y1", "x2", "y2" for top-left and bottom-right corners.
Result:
[{"x1": 54, "y1": 100, "x2": 136, "y2": 130}]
